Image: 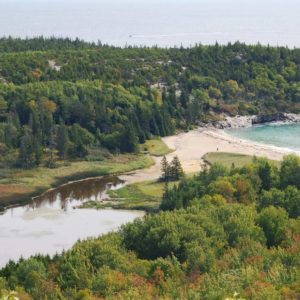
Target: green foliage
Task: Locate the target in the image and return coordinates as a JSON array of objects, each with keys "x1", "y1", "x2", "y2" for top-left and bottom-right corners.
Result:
[
  {"x1": 169, "y1": 156, "x2": 184, "y2": 180},
  {"x1": 280, "y1": 154, "x2": 300, "y2": 188},
  {"x1": 15, "y1": 258, "x2": 47, "y2": 296},
  {"x1": 257, "y1": 159, "x2": 273, "y2": 190},
  {"x1": 1, "y1": 158, "x2": 300, "y2": 299},
  {"x1": 56, "y1": 120, "x2": 69, "y2": 160},
  {"x1": 0, "y1": 80, "x2": 175, "y2": 166},
  {"x1": 160, "y1": 155, "x2": 184, "y2": 182},
  {"x1": 1, "y1": 38, "x2": 300, "y2": 299},
  {"x1": 161, "y1": 155, "x2": 300, "y2": 215},
  {"x1": 123, "y1": 203, "x2": 266, "y2": 261},
  {"x1": 258, "y1": 186, "x2": 300, "y2": 218},
  {"x1": 18, "y1": 128, "x2": 42, "y2": 168},
  {"x1": 69, "y1": 123, "x2": 94, "y2": 158},
  {"x1": 1, "y1": 38, "x2": 300, "y2": 169},
  {"x1": 257, "y1": 206, "x2": 289, "y2": 247}
]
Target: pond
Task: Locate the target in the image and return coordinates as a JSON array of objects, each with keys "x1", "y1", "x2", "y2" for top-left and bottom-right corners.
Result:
[{"x1": 0, "y1": 176, "x2": 144, "y2": 268}]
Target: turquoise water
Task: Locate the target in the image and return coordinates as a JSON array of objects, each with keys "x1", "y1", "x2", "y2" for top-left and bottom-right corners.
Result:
[
  {"x1": 0, "y1": 0, "x2": 300, "y2": 47},
  {"x1": 225, "y1": 123, "x2": 300, "y2": 152}
]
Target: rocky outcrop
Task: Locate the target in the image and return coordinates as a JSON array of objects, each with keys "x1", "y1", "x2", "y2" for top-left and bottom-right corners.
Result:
[
  {"x1": 252, "y1": 113, "x2": 286, "y2": 124},
  {"x1": 211, "y1": 115, "x2": 254, "y2": 129},
  {"x1": 48, "y1": 60, "x2": 61, "y2": 71},
  {"x1": 210, "y1": 113, "x2": 300, "y2": 129},
  {"x1": 282, "y1": 113, "x2": 300, "y2": 123}
]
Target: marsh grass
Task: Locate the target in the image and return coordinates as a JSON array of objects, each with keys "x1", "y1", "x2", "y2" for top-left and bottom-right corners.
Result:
[
  {"x1": 0, "y1": 154, "x2": 154, "y2": 208},
  {"x1": 81, "y1": 180, "x2": 178, "y2": 212},
  {"x1": 141, "y1": 138, "x2": 173, "y2": 156},
  {"x1": 203, "y1": 152, "x2": 280, "y2": 168}
]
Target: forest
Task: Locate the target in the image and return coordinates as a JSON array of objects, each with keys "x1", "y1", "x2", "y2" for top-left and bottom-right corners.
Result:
[
  {"x1": 1, "y1": 155, "x2": 300, "y2": 299},
  {"x1": 1, "y1": 38, "x2": 300, "y2": 299},
  {"x1": 1, "y1": 37, "x2": 300, "y2": 168}
]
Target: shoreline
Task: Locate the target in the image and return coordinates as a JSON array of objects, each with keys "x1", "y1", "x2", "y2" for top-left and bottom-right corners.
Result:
[
  {"x1": 209, "y1": 113, "x2": 300, "y2": 129},
  {"x1": 204, "y1": 128, "x2": 298, "y2": 157},
  {"x1": 121, "y1": 126, "x2": 296, "y2": 184},
  {"x1": 1, "y1": 125, "x2": 297, "y2": 267},
  {"x1": 2, "y1": 124, "x2": 299, "y2": 210},
  {"x1": 0, "y1": 155, "x2": 154, "y2": 211}
]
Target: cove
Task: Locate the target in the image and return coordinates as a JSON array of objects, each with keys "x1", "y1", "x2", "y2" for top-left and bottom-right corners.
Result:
[{"x1": 225, "y1": 122, "x2": 300, "y2": 153}]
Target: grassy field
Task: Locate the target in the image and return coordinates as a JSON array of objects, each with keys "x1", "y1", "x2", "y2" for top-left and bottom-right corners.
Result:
[
  {"x1": 81, "y1": 180, "x2": 178, "y2": 212},
  {"x1": 141, "y1": 138, "x2": 173, "y2": 156},
  {"x1": 0, "y1": 155, "x2": 154, "y2": 209},
  {"x1": 203, "y1": 152, "x2": 281, "y2": 168}
]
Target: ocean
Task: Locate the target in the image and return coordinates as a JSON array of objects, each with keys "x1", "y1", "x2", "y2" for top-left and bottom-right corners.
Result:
[
  {"x1": 0, "y1": 0, "x2": 299, "y2": 47},
  {"x1": 225, "y1": 123, "x2": 300, "y2": 153}
]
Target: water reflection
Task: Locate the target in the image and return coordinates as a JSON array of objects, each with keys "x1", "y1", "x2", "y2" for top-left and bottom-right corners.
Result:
[
  {"x1": 0, "y1": 176, "x2": 143, "y2": 268},
  {"x1": 30, "y1": 176, "x2": 125, "y2": 210}
]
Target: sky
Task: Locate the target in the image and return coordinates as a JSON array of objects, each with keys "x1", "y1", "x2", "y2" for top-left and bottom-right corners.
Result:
[{"x1": 0, "y1": 0, "x2": 299, "y2": 47}]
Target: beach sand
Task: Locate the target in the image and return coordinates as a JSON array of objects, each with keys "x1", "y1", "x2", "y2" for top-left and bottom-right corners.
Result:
[{"x1": 120, "y1": 128, "x2": 293, "y2": 184}]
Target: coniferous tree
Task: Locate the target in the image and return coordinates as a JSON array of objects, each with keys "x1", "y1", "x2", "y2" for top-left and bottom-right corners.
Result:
[
  {"x1": 30, "y1": 110, "x2": 42, "y2": 144},
  {"x1": 161, "y1": 156, "x2": 170, "y2": 182},
  {"x1": 180, "y1": 89, "x2": 189, "y2": 109},
  {"x1": 258, "y1": 161, "x2": 272, "y2": 191},
  {"x1": 46, "y1": 126, "x2": 57, "y2": 168},
  {"x1": 0, "y1": 97, "x2": 7, "y2": 121},
  {"x1": 18, "y1": 128, "x2": 39, "y2": 168},
  {"x1": 160, "y1": 182, "x2": 172, "y2": 210},
  {"x1": 4, "y1": 117, "x2": 18, "y2": 148},
  {"x1": 56, "y1": 120, "x2": 69, "y2": 160},
  {"x1": 170, "y1": 156, "x2": 184, "y2": 180},
  {"x1": 121, "y1": 125, "x2": 139, "y2": 153},
  {"x1": 34, "y1": 136, "x2": 43, "y2": 166}
]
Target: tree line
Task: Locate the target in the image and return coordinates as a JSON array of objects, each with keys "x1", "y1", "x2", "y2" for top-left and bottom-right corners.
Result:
[
  {"x1": 161, "y1": 154, "x2": 300, "y2": 214},
  {"x1": 1, "y1": 38, "x2": 300, "y2": 169},
  {"x1": 0, "y1": 81, "x2": 174, "y2": 168}
]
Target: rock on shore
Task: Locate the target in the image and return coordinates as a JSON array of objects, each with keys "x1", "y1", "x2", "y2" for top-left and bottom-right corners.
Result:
[{"x1": 211, "y1": 113, "x2": 300, "y2": 129}]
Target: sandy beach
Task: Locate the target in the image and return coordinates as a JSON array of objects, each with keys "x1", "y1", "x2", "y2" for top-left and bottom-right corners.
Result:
[{"x1": 120, "y1": 128, "x2": 294, "y2": 184}]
